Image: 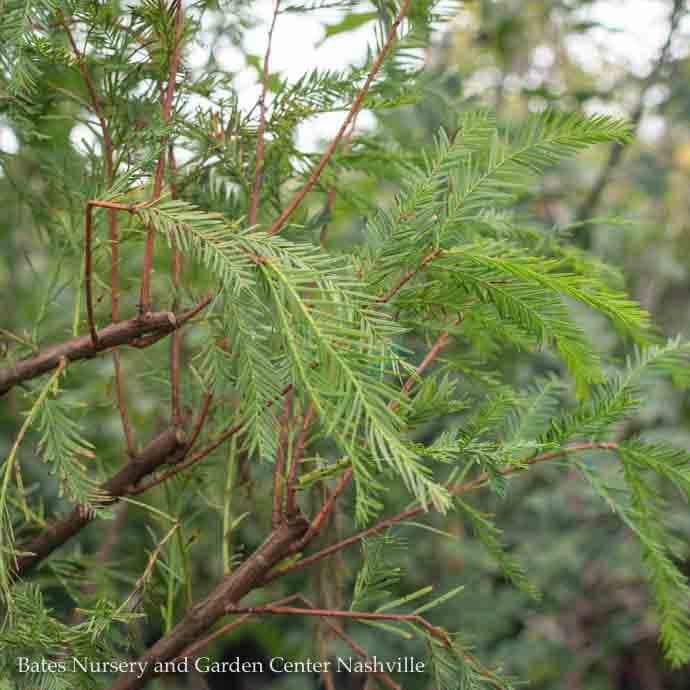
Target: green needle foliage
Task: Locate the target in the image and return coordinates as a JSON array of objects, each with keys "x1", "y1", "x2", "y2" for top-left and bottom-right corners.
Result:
[{"x1": 0, "y1": 2, "x2": 689, "y2": 689}]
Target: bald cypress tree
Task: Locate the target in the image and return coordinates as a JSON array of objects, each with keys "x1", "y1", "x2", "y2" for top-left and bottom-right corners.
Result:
[{"x1": 1, "y1": 3, "x2": 690, "y2": 689}]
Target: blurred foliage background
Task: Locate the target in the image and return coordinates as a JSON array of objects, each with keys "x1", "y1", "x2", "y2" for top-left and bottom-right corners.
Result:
[
  {"x1": 2, "y1": 1, "x2": 690, "y2": 689},
  {"x1": 384, "y1": 2, "x2": 690, "y2": 689}
]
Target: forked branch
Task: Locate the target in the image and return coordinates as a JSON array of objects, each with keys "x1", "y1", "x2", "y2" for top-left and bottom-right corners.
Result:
[
  {"x1": 108, "y1": 516, "x2": 310, "y2": 690},
  {"x1": 14, "y1": 426, "x2": 188, "y2": 577},
  {"x1": 0, "y1": 298, "x2": 211, "y2": 398},
  {"x1": 264, "y1": 441, "x2": 620, "y2": 583},
  {"x1": 268, "y1": 0, "x2": 412, "y2": 235}
]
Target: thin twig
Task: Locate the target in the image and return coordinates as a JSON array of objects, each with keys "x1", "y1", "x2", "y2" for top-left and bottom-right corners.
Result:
[
  {"x1": 268, "y1": 0, "x2": 412, "y2": 235},
  {"x1": 61, "y1": 15, "x2": 114, "y2": 181},
  {"x1": 297, "y1": 325, "x2": 454, "y2": 547},
  {"x1": 393, "y1": 326, "x2": 454, "y2": 410},
  {"x1": 299, "y1": 466, "x2": 352, "y2": 547},
  {"x1": 127, "y1": 420, "x2": 244, "y2": 495},
  {"x1": 0, "y1": 298, "x2": 212, "y2": 398},
  {"x1": 177, "y1": 593, "x2": 401, "y2": 690},
  {"x1": 168, "y1": 144, "x2": 184, "y2": 425},
  {"x1": 187, "y1": 392, "x2": 213, "y2": 451},
  {"x1": 83, "y1": 205, "x2": 99, "y2": 347},
  {"x1": 119, "y1": 522, "x2": 180, "y2": 613},
  {"x1": 272, "y1": 388, "x2": 294, "y2": 526},
  {"x1": 296, "y1": 597, "x2": 401, "y2": 690},
  {"x1": 139, "y1": 0, "x2": 185, "y2": 312},
  {"x1": 174, "y1": 612, "x2": 253, "y2": 662},
  {"x1": 377, "y1": 248, "x2": 443, "y2": 305},
  {"x1": 264, "y1": 442, "x2": 619, "y2": 582},
  {"x1": 173, "y1": 593, "x2": 301, "y2": 662},
  {"x1": 226, "y1": 603, "x2": 451, "y2": 647},
  {"x1": 62, "y1": 14, "x2": 136, "y2": 454},
  {"x1": 112, "y1": 356, "x2": 135, "y2": 454},
  {"x1": 285, "y1": 403, "x2": 315, "y2": 517},
  {"x1": 319, "y1": 117, "x2": 357, "y2": 248},
  {"x1": 89, "y1": 200, "x2": 139, "y2": 212},
  {"x1": 248, "y1": 0, "x2": 281, "y2": 226}
]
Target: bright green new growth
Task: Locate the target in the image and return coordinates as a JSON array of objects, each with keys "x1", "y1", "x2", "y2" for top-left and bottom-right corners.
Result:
[{"x1": 128, "y1": 110, "x2": 689, "y2": 669}]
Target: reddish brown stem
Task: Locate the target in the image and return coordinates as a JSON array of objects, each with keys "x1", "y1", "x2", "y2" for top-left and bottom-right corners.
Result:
[
  {"x1": 268, "y1": 0, "x2": 412, "y2": 235},
  {"x1": 90, "y1": 200, "x2": 138, "y2": 211},
  {"x1": 248, "y1": 0, "x2": 281, "y2": 226},
  {"x1": 272, "y1": 389, "x2": 294, "y2": 526},
  {"x1": 0, "y1": 301, "x2": 209, "y2": 398},
  {"x1": 300, "y1": 467, "x2": 353, "y2": 548},
  {"x1": 173, "y1": 593, "x2": 304, "y2": 662},
  {"x1": 177, "y1": 593, "x2": 401, "y2": 690},
  {"x1": 301, "y1": 600, "x2": 401, "y2": 690},
  {"x1": 226, "y1": 604, "x2": 451, "y2": 646},
  {"x1": 61, "y1": 15, "x2": 115, "y2": 182},
  {"x1": 169, "y1": 316, "x2": 182, "y2": 426},
  {"x1": 394, "y1": 328, "x2": 453, "y2": 409},
  {"x1": 128, "y1": 419, "x2": 244, "y2": 495},
  {"x1": 175, "y1": 613, "x2": 253, "y2": 662},
  {"x1": 319, "y1": 118, "x2": 357, "y2": 248},
  {"x1": 264, "y1": 442, "x2": 620, "y2": 583},
  {"x1": 168, "y1": 145, "x2": 183, "y2": 425},
  {"x1": 285, "y1": 403, "x2": 315, "y2": 516},
  {"x1": 83, "y1": 198, "x2": 138, "y2": 348},
  {"x1": 377, "y1": 248, "x2": 443, "y2": 305},
  {"x1": 139, "y1": 0, "x2": 185, "y2": 312},
  {"x1": 187, "y1": 392, "x2": 213, "y2": 450},
  {"x1": 63, "y1": 15, "x2": 136, "y2": 454},
  {"x1": 84, "y1": 205, "x2": 99, "y2": 347},
  {"x1": 112, "y1": 352, "x2": 135, "y2": 455},
  {"x1": 14, "y1": 426, "x2": 188, "y2": 577}
]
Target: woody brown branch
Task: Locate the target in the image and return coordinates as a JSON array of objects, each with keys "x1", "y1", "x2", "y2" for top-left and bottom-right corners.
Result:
[
  {"x1": 226, "y1": 603, "x2": 451, "y2": 647},
  {"x1": 0, "y1": 298, "x2": 211, "y2": 398},
  {"x1": 285, "y1": 403, "x2": 315, "y2": 517},
  {"x1": 176, "y1": 593, "x2": 401, "y2": 690},
  {"x1": 272, "y1": 389, "x2": 294, "y2": 526},
  {"x1": 169, "y1": 144, "x2": 184, "y2": 427},
  {"x1": 295, "y1": 324, "x2": 455, "y2": 550},
  {"x1": 127, "y1": 416, "x2": 243, "y2": 495},
  {"x1": 263, "y1": 441, "x2": 620, "y2": 583},
  {"x1": 13, "y1": 426, "x2": 188, "y2": 577},
  {"x1": 61, "y1": 13, "x2": 135, "y2": 453},
  {"x1": 109, "y1": 515, "x2": 309, "y2": 690},
  {"x1": 15, "y1": 390, "x2": 219, "y2": 577},
  {"x1": 268, "y1": 0, "x2": 412, "y2": 235},
  {"x1": 139, "y1": 0, "x2": 185, "y2": 312}
]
